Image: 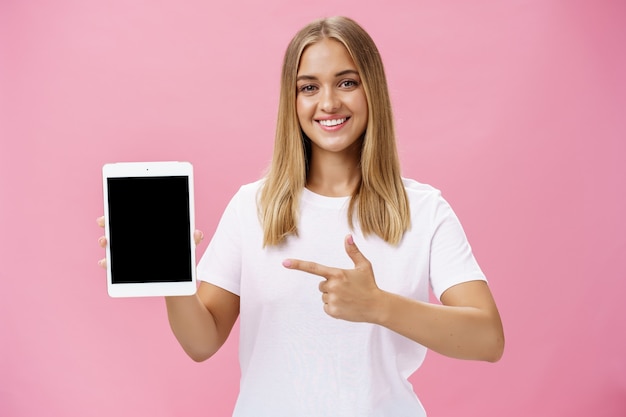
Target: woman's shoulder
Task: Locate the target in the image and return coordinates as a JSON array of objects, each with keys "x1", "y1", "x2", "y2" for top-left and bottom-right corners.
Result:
[
  {"x1": 401, "y1": 178, "x2": 463, "y2": 235},
  {"x1": 218, "y1": 179, "x2": 265, "y2": 219},
  {"x1": 225, "y1": 178, "x2": 264, "y2": 206},
  {"x1": 402, "y1": 177, "x2": 441, "y2": 198},
  {"x1": 237, "y1": 178, "x2": 265, "y2": 194},
  {"x1": 401, "y1": 177, "x2": 453, "y2": 216}
]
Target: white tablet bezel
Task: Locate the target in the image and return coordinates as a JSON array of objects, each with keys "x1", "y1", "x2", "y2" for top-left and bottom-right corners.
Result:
[{"x1": 102, "y1": 161, "x2": 197, "y2": 297}]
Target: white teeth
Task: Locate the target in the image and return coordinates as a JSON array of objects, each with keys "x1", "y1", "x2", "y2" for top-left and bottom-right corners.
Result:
[{"x1": 319, "y1": 118, "x2": 346, "y2": 127}]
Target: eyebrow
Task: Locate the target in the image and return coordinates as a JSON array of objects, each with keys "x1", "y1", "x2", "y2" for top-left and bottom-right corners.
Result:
[{"x1": 296, "y1": 69, "x2": 360, "y2": 82}]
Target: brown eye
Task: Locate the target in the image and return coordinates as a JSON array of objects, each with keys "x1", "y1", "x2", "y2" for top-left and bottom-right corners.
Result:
[
  {"x1": 340, "y1": 80, "x2": 359, "y2": 89},
  {"x1": 298, "y1": 84, "x2": 317, "y2": 93}
]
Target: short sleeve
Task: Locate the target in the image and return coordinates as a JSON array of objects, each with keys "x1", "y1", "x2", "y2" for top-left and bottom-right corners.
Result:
[
  {"x1": 196, "y1": 190, "x2": 243, "y2": 296},
  {"x1": 429, "y1": 192, "x2": 486, "y2": 300}
]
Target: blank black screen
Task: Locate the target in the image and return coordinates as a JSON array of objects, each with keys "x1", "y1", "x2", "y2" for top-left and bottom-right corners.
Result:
[{"x1": 107, "y1": 176, "x2": 192, "y2": 284}]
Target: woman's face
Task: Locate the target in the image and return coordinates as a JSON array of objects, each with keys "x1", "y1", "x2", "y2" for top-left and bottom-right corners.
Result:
[{"x1": 296, "y1": 38, "x2": 368, "y2": 158}]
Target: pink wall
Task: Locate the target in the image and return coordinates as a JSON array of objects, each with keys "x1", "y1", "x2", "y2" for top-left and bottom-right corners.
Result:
[{"x1": 1, "y1": 0, "x2": 625, "y2": 416}]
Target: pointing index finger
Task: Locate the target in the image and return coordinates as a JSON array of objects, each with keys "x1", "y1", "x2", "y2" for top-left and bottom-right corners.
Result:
[{"x1": 282, "y1": 258, "x2": 332, "y2": 279}]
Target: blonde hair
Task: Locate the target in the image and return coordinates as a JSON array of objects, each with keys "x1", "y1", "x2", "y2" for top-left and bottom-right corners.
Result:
[{"x1": 259, "y1": 16, "x2": 410, "y2": 247}]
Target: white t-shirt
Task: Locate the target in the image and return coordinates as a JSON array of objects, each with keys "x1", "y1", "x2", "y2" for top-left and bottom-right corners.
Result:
[{"x1": 197, "y1": 178, "x2": 486, "y2": 417}]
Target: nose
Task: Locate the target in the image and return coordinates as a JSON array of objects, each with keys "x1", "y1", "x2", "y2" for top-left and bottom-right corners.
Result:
[{"x1": 320, "y1": 88, "x2": 340, "y2": 113}]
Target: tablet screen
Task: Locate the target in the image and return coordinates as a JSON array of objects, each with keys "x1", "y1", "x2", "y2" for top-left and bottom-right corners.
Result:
[{"x1": 106, "y1": 176, "x2": 193, "y2": 284}]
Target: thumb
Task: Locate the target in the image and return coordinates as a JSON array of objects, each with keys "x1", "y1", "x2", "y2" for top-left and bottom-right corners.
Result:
[{"x1": 344, "y1": 234, "x2": 369, "y2": 268}]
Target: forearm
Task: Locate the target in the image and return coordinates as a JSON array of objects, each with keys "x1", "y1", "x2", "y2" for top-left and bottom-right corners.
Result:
[
  {"x1": 165, "y1": 294, "x2": 225, "y2": 362},
  {"x1": 374, "y1": 287, "x2": 504, "y2": 362}
]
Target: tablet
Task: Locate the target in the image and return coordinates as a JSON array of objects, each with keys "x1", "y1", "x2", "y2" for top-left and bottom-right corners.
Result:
[{"x1": 102, "y1": 161, "x2": 197, "y2": 297}]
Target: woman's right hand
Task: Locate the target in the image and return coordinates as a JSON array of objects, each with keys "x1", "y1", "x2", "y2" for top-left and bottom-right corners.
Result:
[{"x1": 96, "y1": 216, "x2": 204, "y2": 269}]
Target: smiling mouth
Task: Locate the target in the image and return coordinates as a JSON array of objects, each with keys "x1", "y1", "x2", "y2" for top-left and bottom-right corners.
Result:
[{"x1": 318, "y1": 117, "x2": 348, "y2": 127}]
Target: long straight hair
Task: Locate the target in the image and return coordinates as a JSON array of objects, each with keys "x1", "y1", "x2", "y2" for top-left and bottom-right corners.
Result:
[{"x1": 259, "y1": 16, "x2": 410, "y2": 247}]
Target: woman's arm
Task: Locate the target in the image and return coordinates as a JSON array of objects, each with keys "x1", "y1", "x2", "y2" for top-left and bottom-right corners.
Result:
[
  {"x1": 375, "y1": 280, "x2": 504, "y2": 362},
  {"x1": 283, "y1": 234, "x2": 504, "y2": 362},
  {"x1": 166, "y1": 282, "x2": 240, "y2": 362},
  {"x1": 97, "y1": 216, "x2": 239, "y2": 362}
]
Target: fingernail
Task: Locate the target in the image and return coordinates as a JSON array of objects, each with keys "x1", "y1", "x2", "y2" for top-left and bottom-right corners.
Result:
[
  {"x1": 347, "y1": 235, "x2": 354, "y2": 245},
  {"x1": 282, "y1": 260, "x2": 292, "y2": 268},
  {"x1": 98, "y1": 236, "x2": 105, "y2": 245},
  {"x1": 200, "y1": 231, "x2": 204, "y2": 240}
]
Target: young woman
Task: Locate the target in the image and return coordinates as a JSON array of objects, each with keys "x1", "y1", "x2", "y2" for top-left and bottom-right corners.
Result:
[{"x1": 98, "y1": 15, "x2": 504, "y2": 417}]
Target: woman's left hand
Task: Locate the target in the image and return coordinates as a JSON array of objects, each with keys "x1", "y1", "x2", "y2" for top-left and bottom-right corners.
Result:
[{"x1": 282, "y1": 235, "x2": 384, "y2": 323}]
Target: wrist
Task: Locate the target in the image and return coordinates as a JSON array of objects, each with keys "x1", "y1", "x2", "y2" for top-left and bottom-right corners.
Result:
[{"x1": 371, "y1": 289, "x2": 393, "y2": 326}]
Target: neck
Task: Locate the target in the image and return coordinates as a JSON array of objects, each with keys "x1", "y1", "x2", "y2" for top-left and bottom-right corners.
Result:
[{"x1": 306, "y1": 148, "x2": 361, "y2": 197}]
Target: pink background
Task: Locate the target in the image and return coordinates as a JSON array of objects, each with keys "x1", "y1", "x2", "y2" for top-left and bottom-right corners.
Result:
[{"x1": 1, "y1": 0, "x2": 625, "y2": 416}]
